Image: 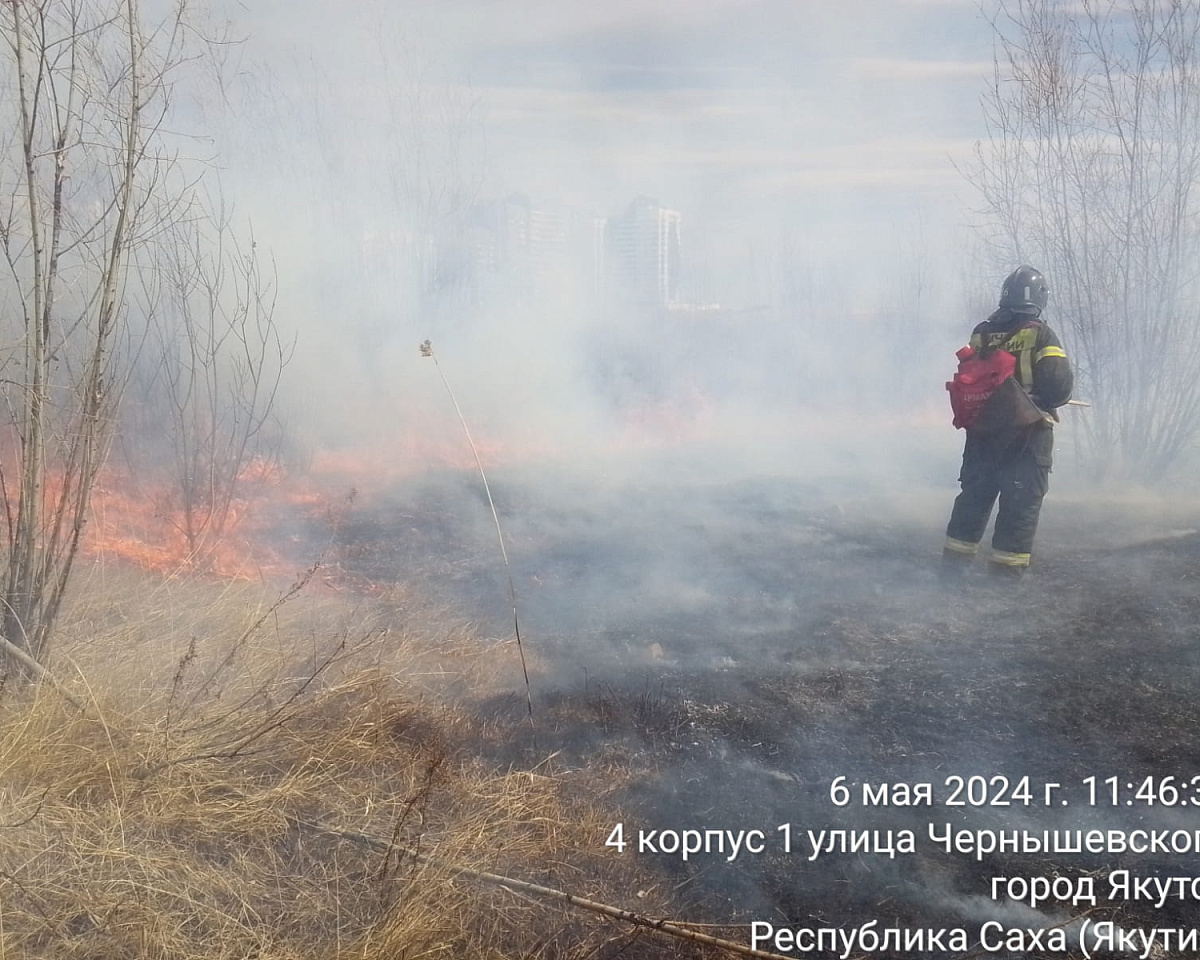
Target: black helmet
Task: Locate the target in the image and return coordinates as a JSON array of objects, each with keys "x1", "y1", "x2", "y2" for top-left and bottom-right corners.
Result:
[{"x1": 999, "y1": 265, "x2": 1049, "y2": 315}]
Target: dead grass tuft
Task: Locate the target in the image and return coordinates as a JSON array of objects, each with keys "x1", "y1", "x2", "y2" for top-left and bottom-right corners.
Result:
[{"x1": 0, "y1": 565, "x2": 701, "y2": 959}]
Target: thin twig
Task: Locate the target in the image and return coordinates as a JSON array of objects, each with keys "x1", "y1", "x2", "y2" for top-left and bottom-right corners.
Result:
[
  {"x1": 419, "y1": 340, "x2": 535, "y2": 744},
  {"x1": 180, "y1": 560, "x2": 319, "y2": 715}
]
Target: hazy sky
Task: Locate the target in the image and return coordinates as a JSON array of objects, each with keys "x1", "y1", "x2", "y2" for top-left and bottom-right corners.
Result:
[
  {"x1": 214, "y1": 0, "x2": 996, "y2": 254},
  {"x1": 193, "y1": 0, "x2": 1005, "y2": 460}
]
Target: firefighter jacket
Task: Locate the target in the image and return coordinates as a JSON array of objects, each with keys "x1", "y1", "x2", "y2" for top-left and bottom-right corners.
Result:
[
  {"x1": 945, "y1": 308, "x2": 1073, "y2": 568},
  {"x1": 969, "y1": 308, "x2": 1073, "y2": 412}
]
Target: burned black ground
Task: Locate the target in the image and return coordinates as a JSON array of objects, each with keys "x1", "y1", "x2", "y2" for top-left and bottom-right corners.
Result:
[{"x1": 311, "y1": 464, "x2": 1200, "y2": 953}]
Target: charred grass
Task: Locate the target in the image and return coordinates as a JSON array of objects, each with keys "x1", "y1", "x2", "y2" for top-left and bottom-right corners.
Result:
[
  {"x1": 0, "y1": 565, "x2": 718, "y2": 960},
  {"x1": 380, "y1": 482, "x2": 1200, "y2": 941},
  {"x1": 46, "y1": 474, "x2": 1197, "y2": 954}
]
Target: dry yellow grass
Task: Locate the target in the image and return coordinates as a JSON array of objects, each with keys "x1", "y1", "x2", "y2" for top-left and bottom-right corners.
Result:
[{"x1": 0, "y1": 564, "x2": 705, "y2": 959}]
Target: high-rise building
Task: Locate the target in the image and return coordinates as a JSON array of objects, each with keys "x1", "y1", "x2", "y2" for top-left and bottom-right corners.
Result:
[
  {"x1": 450, "y1": 194, "x2": 686, "y2": 315},
  {"x1": 462, "y1": 194, "x2": 572, "y2": 308},
  {"x1": 607, "y1": 197, "x2": 681, "y2": 310}
]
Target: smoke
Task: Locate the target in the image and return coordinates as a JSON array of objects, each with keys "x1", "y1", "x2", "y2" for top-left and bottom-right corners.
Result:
[
  {"x1": 172, "y1": 0, "x2": 1001, "y2": 478},
  {"x1": 299, "y1": 451, "x2": 1200, "y2": 931},
  {"x1": 113, "y1": 0, "x2": 1200, "y2": 936}
]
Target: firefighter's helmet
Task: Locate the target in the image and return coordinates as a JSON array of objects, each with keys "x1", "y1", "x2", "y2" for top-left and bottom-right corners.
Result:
[{"x1": 999, "y1": 265, "x2": 1049, "y2": 315}]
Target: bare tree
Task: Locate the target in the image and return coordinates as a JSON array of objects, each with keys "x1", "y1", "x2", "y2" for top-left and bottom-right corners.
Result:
[
  {"x1": 0, "y1": 0, "x2": 195, "y2": 673},
  {"x1": 123, "y1": 197, "x2": 291, "y2": 566},
  {"x1": 970, "y1": 0, "x2": 1200, "y2": 481}
]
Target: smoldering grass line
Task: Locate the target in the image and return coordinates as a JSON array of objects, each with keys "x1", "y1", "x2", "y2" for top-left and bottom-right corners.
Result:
[{"x1": 420, "y1": 340, "x2": 536, "y2": 743}]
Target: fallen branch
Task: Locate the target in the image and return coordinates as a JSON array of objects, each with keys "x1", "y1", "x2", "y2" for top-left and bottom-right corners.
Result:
[
  {"x1": 0, "y1": 634, "x2": 85, "y2": 711},
  {"x1": 294, "y1": 816, "x2": 793, "y2": 960}
]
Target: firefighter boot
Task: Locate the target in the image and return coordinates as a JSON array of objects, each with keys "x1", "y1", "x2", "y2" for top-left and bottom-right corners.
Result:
[{"x1": 986, "y1": 560, "x2": 1026, "y2": 581}]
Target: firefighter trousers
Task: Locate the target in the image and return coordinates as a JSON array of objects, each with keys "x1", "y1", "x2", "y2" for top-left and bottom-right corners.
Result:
[{"x1": 944, "y1": 423, "x2": 1053, "y2": 568}]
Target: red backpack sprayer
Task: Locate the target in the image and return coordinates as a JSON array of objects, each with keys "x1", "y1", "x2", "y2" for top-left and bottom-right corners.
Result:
[
  {"x1": 947, "y1": 344, "x2": 1089, "y2": 431},
  {"x1": 946, "y1": 344, "x2": 1017, "y2": 430}
]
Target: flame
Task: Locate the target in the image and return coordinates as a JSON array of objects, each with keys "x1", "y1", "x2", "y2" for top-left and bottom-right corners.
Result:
[
  {"x1": 54, "y1": 401, "x2": 702, "y2": 585},
  {"x1": 77, "y1": 427, "x2": 514, "y2": 585},
  {"x1": 85, "y1": 460, "x2": 294, "y2": 580}
]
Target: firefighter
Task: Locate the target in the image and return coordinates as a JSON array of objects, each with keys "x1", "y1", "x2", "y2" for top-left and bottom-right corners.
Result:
[{"x1": 943, "y1": 265, "x2": 1073, "y2": 579}]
